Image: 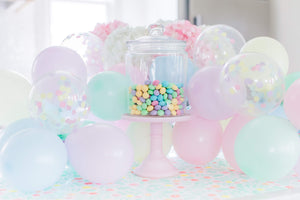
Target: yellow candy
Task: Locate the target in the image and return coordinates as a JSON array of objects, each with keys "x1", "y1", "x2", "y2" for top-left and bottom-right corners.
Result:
[
  {"x1": 131, "y1": 110, "x2": 136, "y2": 115},
  {"x1": 172, "y1": 99, "x2": 178, "y2": 105},
  {"x1": 168, "y1": 104, "x2": 174, "y2": 111},
  {"x1": 180, "y1": 98, "x2": 184, "y2": 102},
  {"x1": 147, "y1": 105, "x2": 154, "y2": 112},
  {"x1": 160, "y1": 87, "x2": 166, "y2": 94},
  {"x1": 172, "y1": 85, "x2": 178, "y2": 90},
  {"x1": 132, "y1": 96, "x2": 138, "y2": 103},
  {"x1": 174, "y1": 105, "x2": 179, "y2": 110},
  {"x1": 132, "y1": 105, "x2": 137, "y2": 110},
  {"x1": 135, "y1": 110, "x2": 141, "y2": 115},
  {"x1": 136, "y1": 90, "x2": 142, "y2": 97},
  {"x1": 156, "y1": 84, "x2": 162, "y2": 90},
  {"x1": 142, "y1": 85, "x2": 148, "y2": 92},
  {"x1": 128, "y1": 87, "x2": 132, "y2": 93},
  {"x1": 171, "y1": 110, "x2": 177, "y2": 116},
  {"x1": 137, "y1": 100, "x2": 142, "y2": 105},
  {"x1": 143, "y1": 92, "x2": 150, "y2": 99},
  {"x1": 136, "y1": 84, "x2": 142, "y2": 91}
]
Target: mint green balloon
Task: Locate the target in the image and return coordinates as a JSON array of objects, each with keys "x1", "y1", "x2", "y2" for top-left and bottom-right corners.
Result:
[
  {"x1": 87, "y1": 72, "x2": 129, "y2": 121},
  {"x1": 285, "y1": 72, "x2": 300, "y2": 91},
  {"x1": 235, "y1": 116, "x2": 300, "y2": 181}
]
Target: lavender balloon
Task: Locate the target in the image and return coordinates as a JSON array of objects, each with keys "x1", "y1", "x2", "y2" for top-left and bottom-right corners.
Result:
[
  {"x1": 188, "y1": 66, "x2": 243, "y2": 120},
  {"x1": 32, "y1": 46, "x2": 87, "y2": 83},
  {"x1": 65, "y1": 123, "x2": 134, "y2": 183}
]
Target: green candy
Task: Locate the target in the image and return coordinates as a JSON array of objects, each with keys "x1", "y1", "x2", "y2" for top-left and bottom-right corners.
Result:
[
  {"x1": 157, "y1": 110, "x2": 164, "y2": 116},
  {"x1": 137, "y1": 105, "x2": 142, "y2": 111},
  {"x1": 166, "y1": 99, "x2": 171, "y2": 105},
  {"x1": 142, "y1": 103, "x2": 147, "y2": 109},
  {"x1": 129, "y1": 101, "x2": 134, "y2": 106},
  {"x1": 146, "y1": 99, "x2": 152, "y2": 105},
  {"x1": 179, "y1": 105, "x2": 183, "y2": 109},
  {"x1": 163, "y1": 93, "x2": 168, "y2": 100},
  {"x1": 148, "y1": 90, "x2": 154, "y2": 95},
  {"x1": 172, "y1": 92, "x2": 177, "y2": 98},
  {"x1": 132, "y1": 85, "x2": 137, "y2": 90},
  {"x1": 180, "y1": 88, "x2": 184, "y2": 94},
  {"x1": 141, "y1": 110, "x2": 148, "y2": 115},
  {"x1": 148, "y1": 84, "x2": 155, "y2": 90},
  {"x1": 167, "y1": 84, "x2": 173, "y2": 89}
]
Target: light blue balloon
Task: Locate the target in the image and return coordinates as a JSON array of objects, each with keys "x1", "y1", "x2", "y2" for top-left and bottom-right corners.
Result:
[
  {"x1": 268, "y1": 105, "x2": 287, "y2": 119},
  {"x1": 0, "y1": 128, "x2": 67, "y2": 192},
  {"x1": 150, "y1": 56, "x2": 198, "y2": 85},
  {"x1": 0, "y1": 118, "x2": 48, "y2": 150}
]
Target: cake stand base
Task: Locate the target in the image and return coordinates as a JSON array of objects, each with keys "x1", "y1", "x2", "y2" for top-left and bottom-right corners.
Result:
[{"x1": 123, "y1": 114, "x2": 191, "y2": 178}]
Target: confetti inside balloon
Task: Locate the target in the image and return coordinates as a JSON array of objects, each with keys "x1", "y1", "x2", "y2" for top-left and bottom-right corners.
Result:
[
  {"x1": 193, "y1": 24, "x2": 245, "y2": 68},
  {"x1": 29, "y1": 72, "x2": 89, "y2": 134},
  {"x1": 62, "y1": 32, "x2": 104, "y2": 78},
  {"x1": 220, "y1": 53, "x2": 285, "y2": 116}
]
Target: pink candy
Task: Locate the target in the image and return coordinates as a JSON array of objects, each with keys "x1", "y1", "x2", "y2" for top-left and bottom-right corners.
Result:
[
  {"x1": 152, "y1": 101, "x2": 158, "y2": 106},
  {"x1": 152, "y1": 80, "x2": 160, "y2": 86}
]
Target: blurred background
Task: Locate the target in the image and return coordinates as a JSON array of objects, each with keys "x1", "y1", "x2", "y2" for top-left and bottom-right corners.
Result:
[{"x1": 0, "y1": 0, "x2": 299, "y2": 78}]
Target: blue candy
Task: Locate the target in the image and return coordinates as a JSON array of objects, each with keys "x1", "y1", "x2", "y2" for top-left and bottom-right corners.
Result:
[
  {"x1": 157, "y1": 94, "x2": 163, "y2": 101},
  {"x1": 159, "y1": 101, "x2": 166, "y2": 106},
  {"x1": 162, "y1": 81, "x2": 169, "y2": 87},
  {"x1": 166, "y1": 88, "x2": 174, "y2": 94},
  {"x1": 150, "y1": 95, "x2": 158, "y2": 101}
]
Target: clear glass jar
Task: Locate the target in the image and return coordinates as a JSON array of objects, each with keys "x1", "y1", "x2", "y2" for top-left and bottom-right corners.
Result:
[{"x1": 126, "y1": 24, "x2": 188, "y2": 117}]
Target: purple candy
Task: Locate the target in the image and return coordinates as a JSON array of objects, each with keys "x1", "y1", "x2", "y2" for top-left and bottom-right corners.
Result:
[
  {"x1": 168, "y1": 94, "x2": 173, "y2": 100},
  {"x1": 150, "y1": 110, "x2": 157, "y2": 116},
  {"x1": 145, "y1": 80, "x2": 151, "y2": 85},
  {"x1": 164, "y1": 109, "x2": 171, "y2": 116},
  {"x1": 139, "y1": 97, "x2": 145, "y2": 102},
  {"x1": 154, "y1": 89, "x2": 160, "y2": 96},
  {"x1": 162, "y1": 105, "x2": 168, "y2": 110},
  {"x1": 155, "y1": 105, "x2": 161, "y2": 110},
  {"x1": 131, "y1": 90, "x2": 136, "y2": 96}
]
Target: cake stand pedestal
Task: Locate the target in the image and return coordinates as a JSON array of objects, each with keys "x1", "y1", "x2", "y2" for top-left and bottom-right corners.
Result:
[{"x1": 123, "y1": 114, "x2": 191, "y2": 178}]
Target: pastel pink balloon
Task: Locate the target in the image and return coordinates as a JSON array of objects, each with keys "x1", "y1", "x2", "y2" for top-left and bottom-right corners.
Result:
[
  {"x1": 188, "y1": 66, "x2": 240, "y2": 120},
  {"x1": 66, "y1": 123, "x2": 134, "y2": 183},
  {"x1": 284, "y1": 79, "x2": 300, "y2": 129},
  {"x1": 32, "y1": 46, "x2": 87, "y2": 83},
  {"x1": 222, "y1": 114, "x2": 254, "y2": 171},
  {"x1": 173, "y1": 116, "x2": 222, "y2": 165}
]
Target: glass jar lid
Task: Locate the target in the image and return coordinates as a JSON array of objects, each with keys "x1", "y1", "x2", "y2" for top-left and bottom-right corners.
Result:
[{"x1": 127, "y1": 24, "x2": 186, "y2": 52}]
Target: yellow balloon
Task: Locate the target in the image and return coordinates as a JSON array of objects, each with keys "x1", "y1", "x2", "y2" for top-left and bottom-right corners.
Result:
[
  {"x1": 127, "y1": 122, "x2": 172, "y2": 163},
  {"x1": 241, "y1": 37, "x2": 289, "y2": 75},
  {"x1": 0, "y1": 70, "x2": 31, "y2": 127}
]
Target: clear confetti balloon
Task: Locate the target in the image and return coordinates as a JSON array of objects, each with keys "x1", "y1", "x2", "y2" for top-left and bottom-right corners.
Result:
[
  {"x1": 193, "y1": 24, "x2": 245, "y2": 68},
  {"x1": 62, "y1": 32, "x2": 104, "y2": 79},
  {"x1": 29, "y1": 72, "x2": 89, "y2": 134},
  {"x1": 220, "y1": 53, "x2": 285, "y2": 116}
]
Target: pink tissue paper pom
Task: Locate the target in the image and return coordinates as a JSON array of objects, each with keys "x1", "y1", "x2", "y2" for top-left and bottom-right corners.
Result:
[
  {"x1": 164, "y1": 20, "x2": 205, "y2": 59},
  {"x1": 91, "y1": 20, "x2": 128, "y2": 41}
]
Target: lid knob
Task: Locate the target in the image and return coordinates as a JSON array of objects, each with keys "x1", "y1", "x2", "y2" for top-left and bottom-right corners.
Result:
[{"x1": 147, "y1": 24, "x2": 164, "y2": 37}]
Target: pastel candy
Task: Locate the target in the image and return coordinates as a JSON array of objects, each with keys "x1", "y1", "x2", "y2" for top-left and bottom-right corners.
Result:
[
  {"x1": 142, "y1": 85, "x2": 148, "y2": 92},
  {"x1": 157, "y1": 110, "x2": 164, "y2": 116},
  {"x1": 136, "y1": 84, "x2": 142, "y2": 91},
  {"x1": 157, "y1": 94, "x2": 163, "y2": 101},
  {"x1": 142, "y1": 103, "x2": 147, "y2": 109},
  {"x1": 136, "y1": 90, "x2": 142, "y2": 97},
  {"x1": 162, "y1": 106, "x2": 168, "y2": 110},
  {"x1": 144, "y1": 80, "x2": 151, "y2": 85},
  {"x1": 131, "y1": 90, "x2": 136, "y2": 96},
  {"x1": 150, "y1": 95, "x2": 157, "y2": 101},
  {"x1": 155, "y1": 105, "x2": 161, "y2": 110},
  {"x1": 162, "y1": 81, "x2": 169, "y2": 87},
  {"x1": 143, "y1": 92, "x2": 149, "y2": 99},
  {"x1": 156, "y1": 84, "x2": 162, "y2": 90},
  {"x1": 172, "y1": 99, "x2": 178, "y2": 105},
  {"x1": 148, "y1": 84, "x2": 155, "y2": 90},
  {"x1": 165, "y1": 109, "x2": 171, "y2": 116},
  {"x1": 172, "y1": 92, "x2": 177, "y2": 98},
  {"x1": 141, "y1": 110, "x2": 148, "y2": 115},
  {"x1": 168, "y1": 94, "x2": 173, "y2": 100},
  {"x1": 152, "y1": 80, "x2": 160, "y2": 86},
  {"x1": 146, "y1": 99, "x2": 152, "y2": 105},
  {"x1": 150, "y1": 110, "x2": 157, "y2": 116},
  {"x1": 159, "y1": 101, "x2": 166, "y2": 106},
  {"x1": 152, "y1": 101, "x2": 158, "y2": 106},
  {"x1": 139, "y1": 97, "x2": 145, "y2": 103},
  {"x1": 160, "y1": 87, "x2": 166, "y2": 94},
  {"x1": 154, "y1": 90, "x2": 160, "y2": 96},
  {"x1": 132, "y1": 96, "x2": 138, "y2": 103},
  {"x1": 137, "y1": 105, "x2": 142, "y2": 111},
  {"x1": 147, "y1": 105, "x2": 154, "y2": 111},
  {"x1": 166, "y1": 89, "x2": 173, "y2": 94},
  {"x1": 172, "y1": 85, "x2": 178, "y2": 90}
]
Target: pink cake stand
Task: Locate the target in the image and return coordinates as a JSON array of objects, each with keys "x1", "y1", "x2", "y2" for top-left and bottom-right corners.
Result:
[{"x1": 123, "y1": 114, "x2": 191, "y2": 178}]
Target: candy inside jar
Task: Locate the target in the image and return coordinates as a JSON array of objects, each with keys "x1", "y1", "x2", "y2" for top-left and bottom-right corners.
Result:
[{"x1": 126, "y1": 24, "x2": 188, "y2": 117}]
